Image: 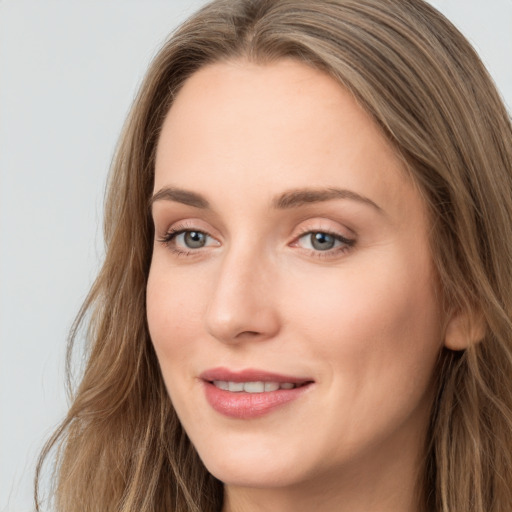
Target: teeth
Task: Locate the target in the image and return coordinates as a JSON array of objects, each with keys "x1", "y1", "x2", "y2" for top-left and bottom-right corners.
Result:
[
  {"x1": 213, "y1": 381, "x2": 297, "y2": 392},
  {"x1": 244, "y1": 381, "x2": 265, "y2": 393},
  {"x1": 213, "y1": 380, "x2": 229, "y2": 391},
  {"x1": 228, "y1": 382, "x2": 244, "y2": 392}
]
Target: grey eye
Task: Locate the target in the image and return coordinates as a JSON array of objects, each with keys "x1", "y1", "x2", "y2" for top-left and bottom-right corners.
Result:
[
  {"x1": 310, "y1": 232, "x2": 336, "y2": 251},
  {"x1": 183, "y1": 231, "x2": 207, "y2": 248}
]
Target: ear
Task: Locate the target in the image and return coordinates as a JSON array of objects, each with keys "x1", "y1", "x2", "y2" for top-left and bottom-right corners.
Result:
[{"x1": 444, "y1": 308, "x2": 486, "y2": 351}]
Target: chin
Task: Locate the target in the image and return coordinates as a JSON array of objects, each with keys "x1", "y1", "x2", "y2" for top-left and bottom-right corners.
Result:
[
  {"x1": 194, "y1": 440, "x2": 311, "y2": 489},
  {"x1": 204, "y1": 458, "x2": 304, "y2": 489}
]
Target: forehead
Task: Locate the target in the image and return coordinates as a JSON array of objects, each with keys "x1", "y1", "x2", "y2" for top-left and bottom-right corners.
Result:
[{"x1": 154, "y1": 59, "x2": 422, "y2": 224}]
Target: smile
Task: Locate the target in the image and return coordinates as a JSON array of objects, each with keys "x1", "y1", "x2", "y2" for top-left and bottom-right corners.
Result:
[
  {"x1": 212, "y1": 381, "x2": 298, "y2": 392},
  {"x1": 200, "y1": 368, "x2": 314, "y2": 419}
]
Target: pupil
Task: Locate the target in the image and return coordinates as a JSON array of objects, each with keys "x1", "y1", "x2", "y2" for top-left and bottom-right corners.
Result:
[
  {"x1": 184, "y1": 231, "x2": 206, "y2": 248},
  {"x1": 311, "y1": 232, "x2": 334, "y2": 251}
]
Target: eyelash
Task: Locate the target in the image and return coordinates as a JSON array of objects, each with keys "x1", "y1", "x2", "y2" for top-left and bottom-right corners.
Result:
[
  {"x1": 293, "y1": 227, "x2": 355, "y2": 259},
  {"x1": 157, "y1": 225, "x2": 356, "y2": 259},
  {"x1": 157, "y1": 225, "x2": 209, "y2": 258}
]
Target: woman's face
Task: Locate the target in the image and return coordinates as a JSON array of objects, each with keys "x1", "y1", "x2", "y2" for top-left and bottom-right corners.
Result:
[{"x1": 147, "y1": 59, "x2": 444, "y2": 493}]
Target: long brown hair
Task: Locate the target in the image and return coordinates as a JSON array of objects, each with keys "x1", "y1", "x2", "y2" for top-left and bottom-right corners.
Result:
[{"x1": 36, "y1": 1, "x2": 512, "y2": 511}]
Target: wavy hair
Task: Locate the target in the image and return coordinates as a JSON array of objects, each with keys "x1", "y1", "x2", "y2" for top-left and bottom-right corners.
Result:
[{"x1": 36, "y1": 1, "x2": 512, "y2": 511}]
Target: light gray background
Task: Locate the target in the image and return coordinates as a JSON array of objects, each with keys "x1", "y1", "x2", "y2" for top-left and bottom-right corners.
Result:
[{"x1": 1, "y1": 1, "x2": 511, "y2": 511}]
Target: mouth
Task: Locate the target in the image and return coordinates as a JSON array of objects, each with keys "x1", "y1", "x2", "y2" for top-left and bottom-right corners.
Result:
[
  {"x1": 210, "y1": 380, "x2": 304, "y2": 392},
  {"x1": 199, "y1": 367, "x2": 314, "y2": 419}
]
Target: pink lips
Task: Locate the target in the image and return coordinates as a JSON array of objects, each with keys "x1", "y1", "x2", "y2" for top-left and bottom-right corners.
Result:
[{"x1": 200, "y1": 367, "x2": 314, "y2": 419}]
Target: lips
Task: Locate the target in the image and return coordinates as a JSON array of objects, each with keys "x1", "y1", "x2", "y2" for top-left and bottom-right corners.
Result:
[{"x1": 200, "y1": 367, "x2": 314, "y2": 419}]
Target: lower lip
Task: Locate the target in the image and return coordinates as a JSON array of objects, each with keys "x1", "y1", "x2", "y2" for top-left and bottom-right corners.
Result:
[{"x1": 203, "y1": 381, "x2": 312, "y2": 419}]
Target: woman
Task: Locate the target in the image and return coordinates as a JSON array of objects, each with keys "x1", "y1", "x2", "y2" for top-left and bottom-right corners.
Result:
[{"x1": 36, "y1": 0, "x2": 512, "y2": 511}]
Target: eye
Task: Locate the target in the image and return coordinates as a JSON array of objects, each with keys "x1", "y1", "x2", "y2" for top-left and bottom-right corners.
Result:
[
  {"x1": 303, "y1": 232, "x2": 337, "y2": 251},
  {"x1": 176, "y1": 230, "x2": 209, "y2": 249},
  {"x1": 158, "y1": 227, "x2": 219, "y2": 254},
  {"x1": 295, "y1": 230, "x2": 355, "y2": 254}
]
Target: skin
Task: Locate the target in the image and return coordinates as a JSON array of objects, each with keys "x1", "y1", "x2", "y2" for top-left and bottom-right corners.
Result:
[{"x1": 147, "y1": 59, "x2": 451, "y2": 512}]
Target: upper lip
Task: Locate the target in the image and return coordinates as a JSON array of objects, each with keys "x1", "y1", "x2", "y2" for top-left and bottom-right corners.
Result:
[{"x1": 200, "y1": 367, "x2": 314, "y2": 384}]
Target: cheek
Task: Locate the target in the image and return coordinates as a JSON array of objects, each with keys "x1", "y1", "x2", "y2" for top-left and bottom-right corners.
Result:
[
  {"x1": 284, "y1": 250, "x2": 443, "y2": 392},
  {"x1": 146, "y1": 263, "x2": 206, "y2": 365},
  {"x1": 278, "y1": 254, "x2": 443, "y2": 458}
]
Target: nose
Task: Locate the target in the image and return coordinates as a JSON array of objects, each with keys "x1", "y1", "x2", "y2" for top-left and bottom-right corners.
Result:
[{"x1": 204, "y1": 246, "x2": 281, "y2": 344}]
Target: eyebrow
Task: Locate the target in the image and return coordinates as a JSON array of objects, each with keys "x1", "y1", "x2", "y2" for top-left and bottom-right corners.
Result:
[
  {"x1": 273, "y1": 187, "x2": 382, "y2": 211},
  {"x1": 150, "y1": 186, "x2": 381, "y2": 212},
  {"x1": 150, "y1": 187, "x2": 210, "y2": 209}
]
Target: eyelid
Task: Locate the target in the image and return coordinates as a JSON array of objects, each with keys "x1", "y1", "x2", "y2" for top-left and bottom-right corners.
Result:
[
  {"x1": 289, "y1": 220, "x2": 356, "y2": 259},
  {"x1": 156, "y1": 219, "x2": 221, "y2": 253},
  {"x1": 291, "y1": 234, "x2": 355, "y2": 262},
  {"x1": 291, "y1": 229, "x2": 355, "y2": 247},
  {"x1": 169, "y1": 229, "x2": 218, "y2": 247},
  {"x1": 156, "y1": 218, "x2": 218, "y2": 239},
  {"x1": 160, "y1": 228, "x2": 218, "y2": 244},
  {"x1": 292, "y1": 218, "x2": 355, "y2": 240}
]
